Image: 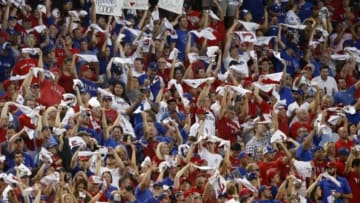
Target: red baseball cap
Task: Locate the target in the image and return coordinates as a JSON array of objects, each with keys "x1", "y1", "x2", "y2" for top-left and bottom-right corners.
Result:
[
  {"x1": 2, "y1": 80, "x2": 12, "y2": 90},
  {"x1": 80, "y1": 64, "x2": 92, "y2": 72},
  {"x1": 195, "y1": 108, "x2": 208, "y2": 114}
]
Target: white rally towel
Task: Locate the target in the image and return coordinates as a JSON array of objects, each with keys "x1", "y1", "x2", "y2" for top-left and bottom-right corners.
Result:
[
  {"x1": 68, "y1": 136, "x2": 86, "y2": 149},
  {"x1": 183, "y1": 77, "x2": 215, "y2": 89},
  {"x1": 168, "y1": 48, "x2": 180, "y2": 60},
  {"x1": 88, "y1": 97, "x2": 101, "y2": 108},
  {"x1": 254, "y1": 36, "x2": 276, "y2": 46},
  {"x1": 24, "y1": 126, "x2": 36, "y2": 140},
  {"x1": 234, "y1": 177, "x2": 258, "y2": 192},
  {"x1": 292, "y1": 159, "x2": 313, "y2": 178},
  {"x1": 39, "y1": 147, "x2": 53, "y2": 164},
  {"x1": 228, "y1": 85, "x2": 251, "y2": 96},
  {"x1": 206, "y1": 46, "x2": 219, "y2": 57},
  {"x1": 238, "y1": 20, "x2": 260, "y2": 31},
  {"x1": 187, "y1": 53, "x2": 199, "y2": 64},
  {"x1": 252, "y1": 82, "x2": 276, "y2": 92},
  {"x1": 235, "y1": 31, "x2": 257, "y2": 43},
  {"x1": 26, "y1": 25, "x2": 47, "y2": 33},
  {"x1": 190, "y1": 27, "x2": 216, "y2": 40},
  {"x1": 21, "y1": 48, "x2": 41, "y2": 55},
  {"x1": 15, "y1": 163, "x2": 32, "y2": 177},
  {"x1": 229, "y1": 64, "x2": 249, "y2": 77},
  {"x1": 40, "y1": 172, "x2": 60, "y2": 186},
  {"x1": 281, "y1": 23, "x2": 306, "y2": 30},
  {"x1": 112, "y1": 57, "x2": 133, "y2": 65},
  {"x1": 76, "y1": 54, "x2": 99, "y2": 62},
  {"x1": 271, "y1": 129, "x2": 288, "y2": 143}
]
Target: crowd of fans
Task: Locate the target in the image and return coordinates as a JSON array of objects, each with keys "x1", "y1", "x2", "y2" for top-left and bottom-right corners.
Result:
[{"x1": 0, "y1": 0, "x2": 360, "y2": 202}]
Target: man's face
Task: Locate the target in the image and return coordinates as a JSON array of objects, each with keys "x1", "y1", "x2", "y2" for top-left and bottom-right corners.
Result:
[
  {"x1": 15, "y1": 153, "x2": 24, "y2": 165},
  {"x1": 327, "y1": 167, "x2": 336, "y2": 176},
  {"x1": 338, "y1": 79, "x2": 347, "y2": 90}
]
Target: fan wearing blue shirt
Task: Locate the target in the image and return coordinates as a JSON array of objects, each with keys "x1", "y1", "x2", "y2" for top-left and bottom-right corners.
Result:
[
  {"x1": 298, "y1": 0, "x2": 314, "y2": 22},
  {"x1": 171, "y1": 16, "x2": 194, "y2": 61},
  {"x1": 275, "y1": 43, "x2": 300, "y2": 77},
  {"x1": 135, "y1": 166, "x2": 154, "y2": 202},
  {"x1": 318, "y1": 162, "x2": 352, "y2": 203},
  {"x1": 333, "y1": 79, "x2": 360, "y2": 106},
  {"x1": 254, "y1": 185, "x2": 281, "y2": 203}
]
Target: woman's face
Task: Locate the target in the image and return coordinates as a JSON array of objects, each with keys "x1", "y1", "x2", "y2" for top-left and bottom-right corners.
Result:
[
  {"x1": 350, "y1": 125, "x2": 357, "y2": 134},
  {"x1": 160, "y1": 144, "x2": 170, "y2": 155},
  {"x1": 114, "y1": 84, "x2": 124, "y2": 96},
  {"x1": 103, "y1": 172, "x2": 112, "y2": 185}
]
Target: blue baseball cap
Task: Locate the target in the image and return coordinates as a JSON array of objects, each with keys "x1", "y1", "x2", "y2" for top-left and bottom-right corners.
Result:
[
  {"x1": 246, "y1": 172, "x2": 258, "y2": 181},
  {"x1": 148, "y1": 62, "x2": 158, "y2": 71}
]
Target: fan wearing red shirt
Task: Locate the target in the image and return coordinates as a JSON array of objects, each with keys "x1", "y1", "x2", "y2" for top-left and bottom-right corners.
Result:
[
  {"x1": 35, "y1": 68, "x2": 65, "y2": 107},
  {"x1": 257, "y1": 143, "x2": 292, "y2": 185},
  {"x1": 289, "y1": 109, "x2": 312, "y2": 140},
  {"x1": 335, "y1": 126, "x2": 355, "y2": 154},
  {"x1": 216, "y1": 105, "x2": 240, "y2": 144},
  {"x1": 12, "y1": 52, "x2": 39, "y2": 76},
  {"x1": 346, "y1": 158, "x2": 360, "y2": 203},
  {"x1": 101, "y1": 95, "x2": 118, "y2": 124}
]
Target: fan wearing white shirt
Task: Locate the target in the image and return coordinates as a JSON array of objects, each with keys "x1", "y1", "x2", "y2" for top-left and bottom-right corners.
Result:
[
  {"x1": 285, "y1": 2, "x2": 301, "y2": 25},
  {"x1": 198, "y1": 139, "x2": 223, "y2": 169},
  {"x1": 311, "y1": 66, "x2": 338, "y2": 96}
]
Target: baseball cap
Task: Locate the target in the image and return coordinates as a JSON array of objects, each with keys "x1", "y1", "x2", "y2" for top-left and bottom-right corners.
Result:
[
  {"x1": 239, "y1": 188, "x2": 252, "y2": 198},
  {"x1": 258, "y1": 185, "x2": 272, "y2": 194},
  {"x1": 80, "y1": 64, "x2": 92, "y2": 72},
  {"x1": 238, "y1": 151, "x2": 249, "y2": 159},
  {"x1": 195, "y1": 108, "x2": 208, "y2": 114},
  {"x1": 246, "y1": 172, "x2": 258, "y2": 181},
  {"x1": 148, "y1": 61, "x2": 158, "y2": 71},
  {"x1": 240, "y1": 9, "x2": 250, "y2": 18},
  {"x1": 326, "y1": 161, "x2": 337, "y2": 168}
]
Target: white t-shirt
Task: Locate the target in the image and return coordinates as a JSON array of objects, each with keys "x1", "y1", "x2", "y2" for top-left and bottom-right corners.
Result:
[
  {"x1": 199, "y1": 147, "x2": 223, "y2": 169},
  {"x1": 311, "y1": 76, "x2": 338, "y2": 96},
  {"x1": 285, "y1": 10, "x2": 301, "y2": 25}
]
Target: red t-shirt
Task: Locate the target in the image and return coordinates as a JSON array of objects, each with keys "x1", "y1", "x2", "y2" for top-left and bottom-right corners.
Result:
[
  {"x1": 257, "y1": 158, "x2": 283, "y2": 185},
  {"x1": 59, "y1": 73, "x2": 75, "y2": 93},
  {"x1": 335, "y1": 139, "x2": 355, "y2": 155},
  {"x1": 347, "y1": 171, "x2": 360, "y2": 203},
  {"x1": 12, "y1": 58, "x2": 38, "y2": 76},
  {"x1": 216, "y1": 116, "x2": 240, "y2": 144},
  {"x1": 37, "y1": 80, "x2": 65, "y2": 107},
  {"x1": 104, "y1": 109, "x2": 118, "y2": 124}
]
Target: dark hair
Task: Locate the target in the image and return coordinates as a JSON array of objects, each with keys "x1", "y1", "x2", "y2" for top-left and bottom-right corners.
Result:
[
  {"x1": 134, "y1": 57, "x2": 144, "y2": 64},
  {"x1": 320, "y1": 65, "x2": 329, "y2": 71},
  {"x1": 352, "y1": 159, "x2": 360, "y2": 167}
]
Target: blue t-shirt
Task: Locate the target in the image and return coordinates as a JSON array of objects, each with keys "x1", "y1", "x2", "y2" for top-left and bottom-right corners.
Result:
[
  {"x1": 0, "y1": 53, "x2": 15, "y2": 82},
  {"x1": 298, "y1": 2, "x2": 313, "y2": 22},
  {"x1": 318, "y1": 176, "x2": 351, "y2": 203},
  {"x1": 295, "y1": 144, "x2": 313, "y2": 161},
  {"x1": 279, "y1": 86, "x2": 294, "y2": 106},
  {"x1": 275, "y1": 51, "x2": 300, "y2": 77},
  {"x1": 333, "y1": 86, "x2": 357, "y2": 105},
  {"x1": 78, "y1": 126, "x2": 103, "y2": 145},
  {"x1": 174, "y1": 30, "x2": 191, "y2": 61},
  {"x1": 134, "y1": 186, "x2": 153, "y2": 202}
]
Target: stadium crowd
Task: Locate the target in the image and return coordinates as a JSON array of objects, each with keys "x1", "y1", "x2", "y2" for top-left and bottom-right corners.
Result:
[{"x1": 0, "y1": 0, "x2": 360, "y2": 202}]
